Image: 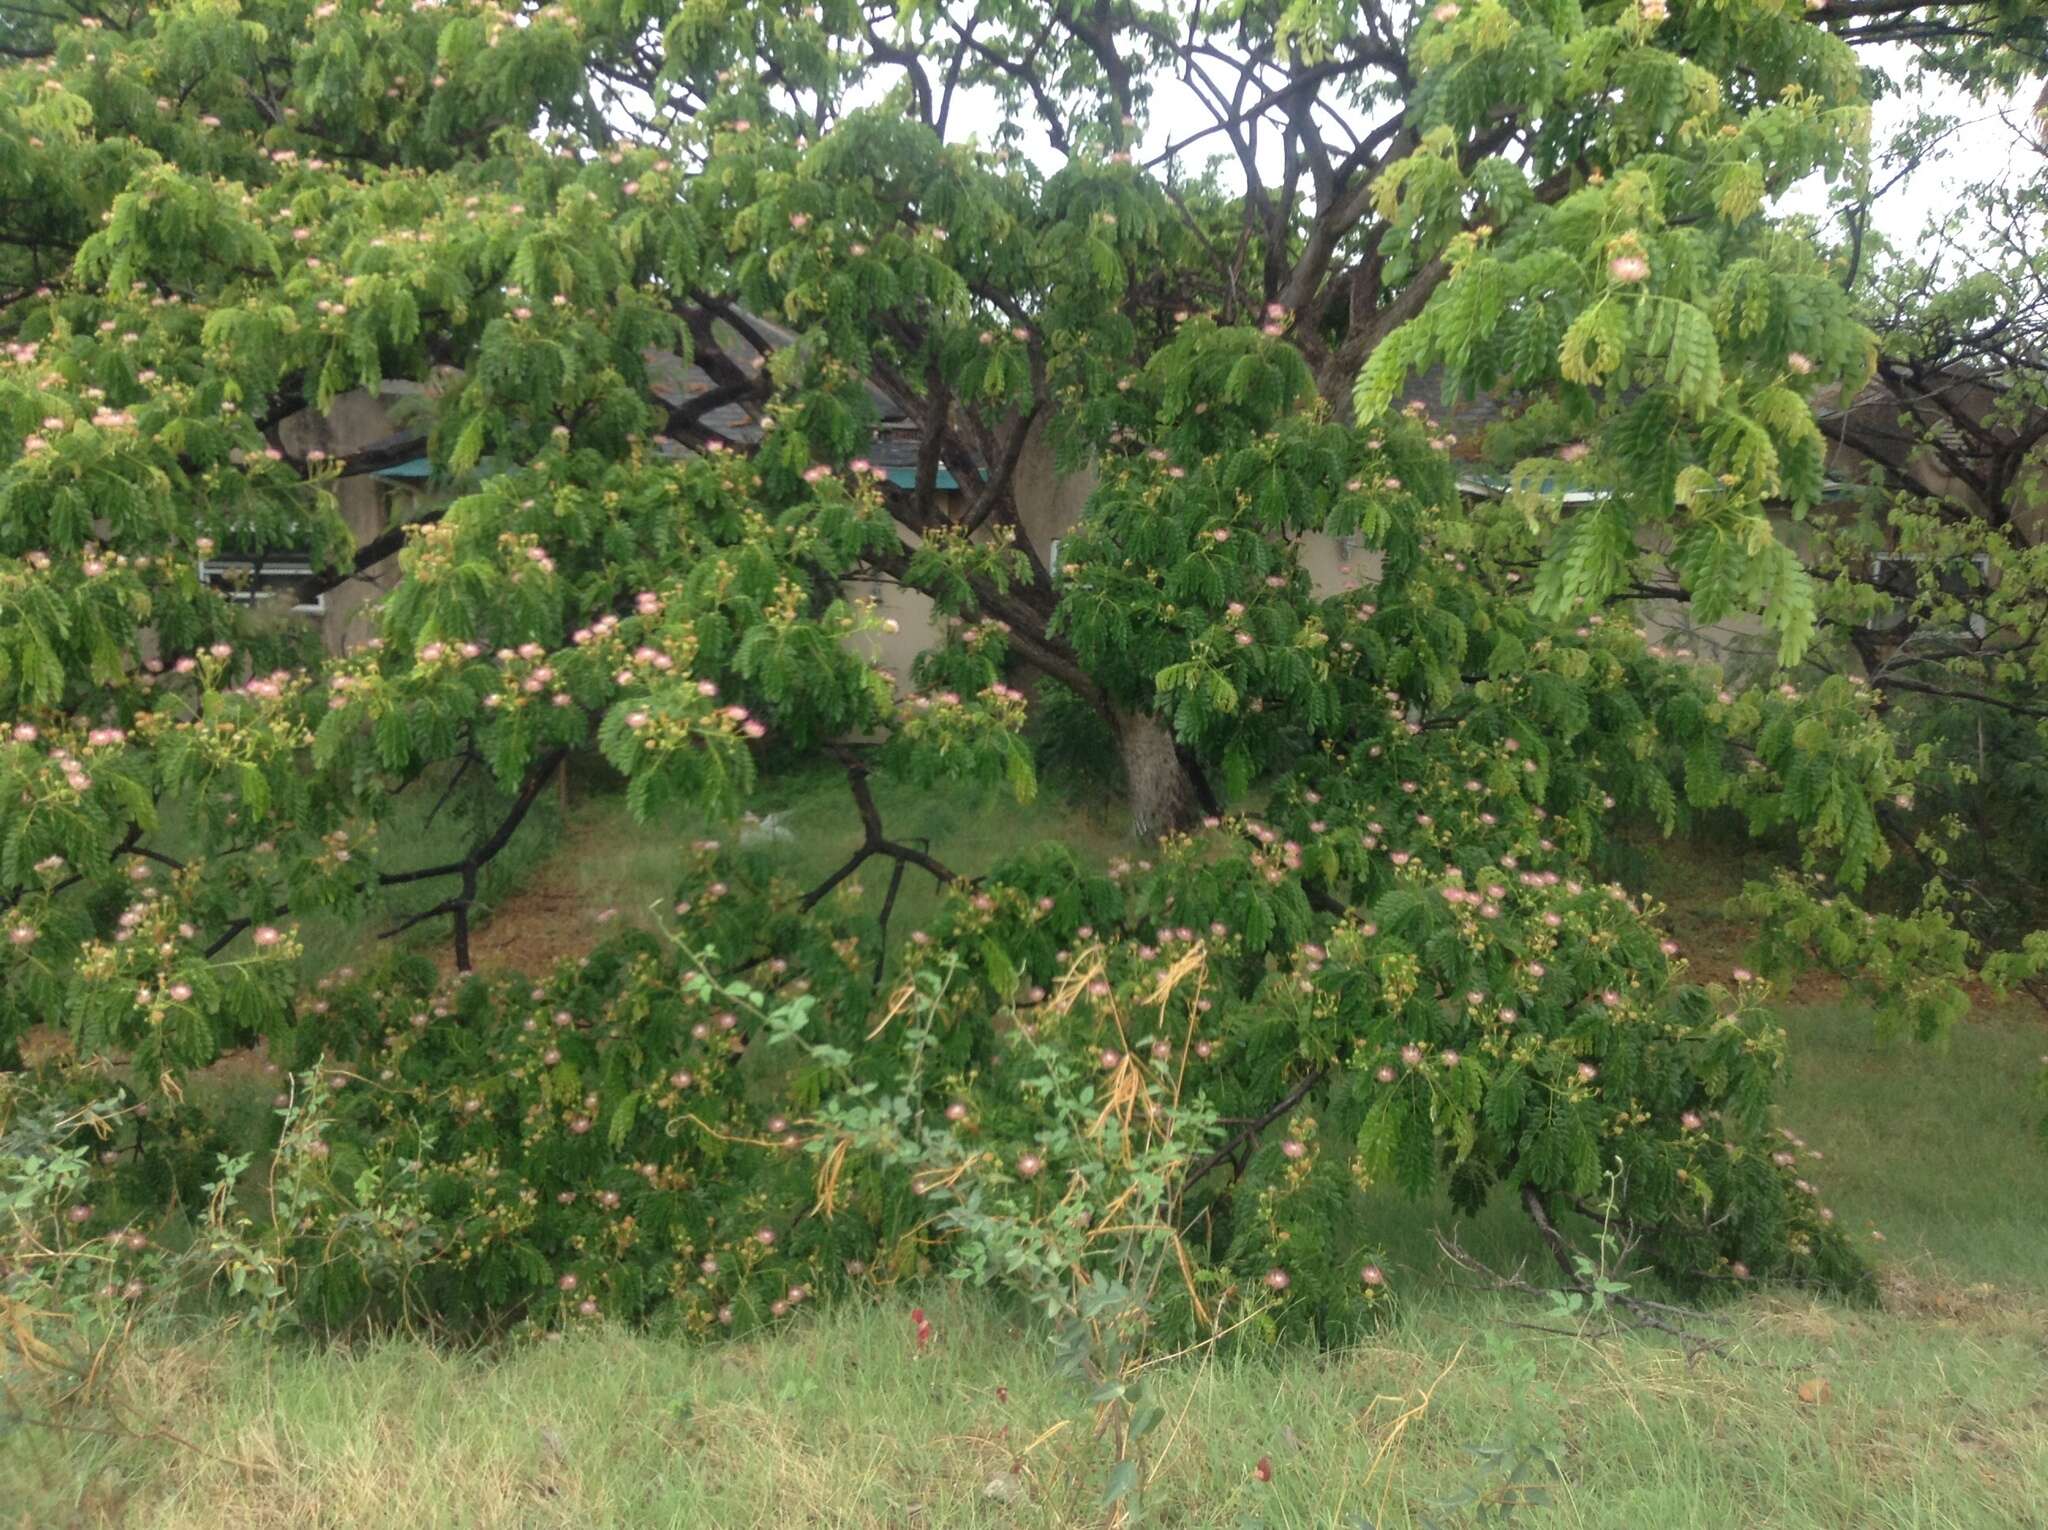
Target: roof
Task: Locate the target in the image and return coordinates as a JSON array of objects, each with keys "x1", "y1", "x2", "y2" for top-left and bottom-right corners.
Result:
[
  {"x1": 863, "y1": 433, "x2": 962, "y2": 490},
  {"x1": 1397, "y1": 366, "x2": 1512, "y2": 460},
  {"x1": 642, "y1": 310, "x2": 912, "y2": 449},
  {"x1": 1454, "y1": 470, "x2": 1606, "y2": 505}
]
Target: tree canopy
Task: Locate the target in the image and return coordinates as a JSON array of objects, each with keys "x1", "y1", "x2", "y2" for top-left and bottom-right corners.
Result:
[{"x1": 2, "y1": 0, "x2": 2044, "y2": 1338}]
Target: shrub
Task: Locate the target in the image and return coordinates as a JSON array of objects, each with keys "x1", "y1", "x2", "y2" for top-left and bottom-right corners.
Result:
[{"x1": 137, "y1": 810, "x2": 1870, "y2": 1343}]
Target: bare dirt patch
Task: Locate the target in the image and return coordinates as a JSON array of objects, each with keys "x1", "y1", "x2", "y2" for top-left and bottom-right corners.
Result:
[{"x1": 427, "y1": 864, "x2": 646, "y2": 980}]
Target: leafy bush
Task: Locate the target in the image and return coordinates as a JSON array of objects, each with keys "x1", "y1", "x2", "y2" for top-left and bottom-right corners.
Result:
[{"x1": 23, "y1": 804, "x2": 1861, "y2": 1345}]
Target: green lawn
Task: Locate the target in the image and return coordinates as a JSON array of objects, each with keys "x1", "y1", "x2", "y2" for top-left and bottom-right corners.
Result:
[
  {"x1": 215, "y1": 757, "x2": 1111, "y2": 984},
  {"x1": 9, "y1": 999, "x2": 2044, "y2": 1529},
  {"x1": 568, "y1": 759, "x2": 1128, "y2": 927}
]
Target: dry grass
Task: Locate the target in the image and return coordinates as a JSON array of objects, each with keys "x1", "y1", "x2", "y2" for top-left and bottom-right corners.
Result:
[{"x1": 12, "y1": 1278, "x2": 2045, "y2": 1529}]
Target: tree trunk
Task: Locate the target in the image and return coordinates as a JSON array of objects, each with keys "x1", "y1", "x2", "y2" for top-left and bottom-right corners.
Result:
[{"x1": 1115, "y1": 709, "x2": 1200, "y2": 839}]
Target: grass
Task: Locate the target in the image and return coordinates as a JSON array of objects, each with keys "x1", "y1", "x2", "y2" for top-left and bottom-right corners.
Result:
[
  {"x1": 425, "y1": 761, "x2": 1132, "y2": 974},
  {"x1": 192, "y1": 754, "x2": 1105, "y2": 984},
  {"x1": 1775, "y1": 1004, "x2": 2047, "y2": 1287},
  {"x1": 12, "y1": 1275, "x2": 2047, "y2": 1530},
  {"x1": 143, "y1": 760, "x2": 575, "y2": 990},
  {"x1": 9, "y1": 800, "x2": 2046, "y2": 1528},
  {"x1": 598, "y1": 756, "x2": 1133, "y2": 934},
  {"x1": 8, "y1": 996, "x2": 2044, "y2": 1530}
]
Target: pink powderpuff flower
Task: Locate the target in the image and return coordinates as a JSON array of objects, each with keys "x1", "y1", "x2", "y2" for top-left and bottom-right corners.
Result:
[
  {"x1": 1016, "y1": 1152, "x2": 1043, "y2": 1178},
  {"x1": 1264, "y1": 1268, "x2": 1290, "y2": 1291},
  {"x1": 1608, "y1": 254, "x2": 1650, "y2": 284},
  {"x1": 1360, "y1": 1264, "x2": 1385, "y2": 1287}
]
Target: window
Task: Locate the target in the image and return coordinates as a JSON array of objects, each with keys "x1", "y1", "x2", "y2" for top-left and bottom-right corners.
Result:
[{"x1": 198, "y1": 553, "x2": 327, "y2": 616}]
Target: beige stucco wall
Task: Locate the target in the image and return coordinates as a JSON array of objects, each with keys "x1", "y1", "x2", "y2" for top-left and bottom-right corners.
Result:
[
  {"x1": 842, "y1": 573, "x2": 943, "y2": 687},
  {"x1": 1010, "y1": 414, "x2": 1098, "y2": 566},
  {"x1": 1624, "y1": 518, "x2": 1821, "y2": 673},
  {"x1": 277, "y1": 389, "x2": 416, "y2": 652},
  {"x1": 287, "y1": 395, "x2": 1930, "y2": 689},
  {"x1": 1011, "y1": 416, "x2": 1383, "y2": 598}
]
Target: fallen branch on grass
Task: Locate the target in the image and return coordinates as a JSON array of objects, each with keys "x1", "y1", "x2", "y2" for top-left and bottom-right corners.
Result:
[{"x1": 1432, "y1": 1193, "x2": 1733, "y2": 1362}]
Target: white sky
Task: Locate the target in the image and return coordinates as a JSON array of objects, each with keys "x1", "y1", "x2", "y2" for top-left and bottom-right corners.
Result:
[
  {"x1": 917, "y1": 45, "x2": 2040, "y2": 268},
  {"x1": 1780, "y1": 53, "x2": 2040, "y2": 249}
]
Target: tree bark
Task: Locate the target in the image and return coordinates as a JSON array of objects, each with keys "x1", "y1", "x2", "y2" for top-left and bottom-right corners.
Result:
[{"x1": 1115, "y1": 709, "x2": 1200, "y2": 839}]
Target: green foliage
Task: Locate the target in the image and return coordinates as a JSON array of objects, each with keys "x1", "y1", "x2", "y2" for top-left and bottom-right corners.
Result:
[{"x1": 5, "y1": 0, "x2": 2037, "y2": 1349}]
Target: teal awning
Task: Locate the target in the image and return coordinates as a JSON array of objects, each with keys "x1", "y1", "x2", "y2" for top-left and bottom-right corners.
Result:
[
  {"x1": 886, "y1": 466, "x2": 958, "y2": 490},
  {"x1": 1456, "y1": 472, "x2": 1607, "y2": 505}
]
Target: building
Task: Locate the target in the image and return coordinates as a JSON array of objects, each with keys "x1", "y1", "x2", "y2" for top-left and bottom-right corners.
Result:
[{"x1": 229, "y1": 339, "x2": 2041, "y2": 685}]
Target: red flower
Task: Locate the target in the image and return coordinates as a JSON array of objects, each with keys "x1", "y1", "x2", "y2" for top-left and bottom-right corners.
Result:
[
  {"x1": 911, "y1": 1306, "x2": 933, "y2": 1351},
  {"x1": 1255, "y1": 1456, "x2": 1273, "y2": 1483}
]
